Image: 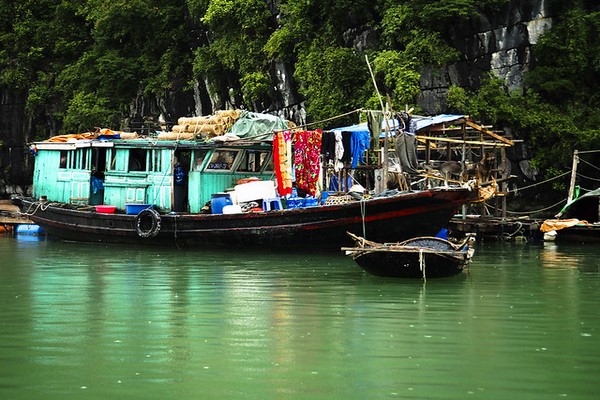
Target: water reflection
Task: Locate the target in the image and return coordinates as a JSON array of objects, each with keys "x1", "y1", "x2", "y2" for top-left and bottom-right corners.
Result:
[
  {"x1": 541, "y1": 241, "x2": 600, "y2": 273},
  {"x1": 1, "y1": 238, "x2": 599, "y2": 399}
]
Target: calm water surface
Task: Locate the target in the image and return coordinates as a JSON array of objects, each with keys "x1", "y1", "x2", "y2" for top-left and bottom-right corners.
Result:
[{"x1": 1, "y1": 235, "x2": 599, "y2": 400}]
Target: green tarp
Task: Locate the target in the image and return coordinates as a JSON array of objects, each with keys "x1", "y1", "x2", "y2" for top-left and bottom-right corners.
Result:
[{"x1": 227, "y1": 110, "x2": 289, "y2": 141}]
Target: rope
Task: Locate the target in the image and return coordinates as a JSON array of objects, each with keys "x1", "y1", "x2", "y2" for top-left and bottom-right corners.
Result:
[
  {"x1": 507, "y1": 171, "x2": 570, "y2": 194},
  {"x1": 576, "y1": 172, "x2": 600, "y2": 182},
  {"x1": 578, "y1": 186, "x2": 595, "y2": 192},
  {"x1": 18, "y1": 200, "x2": 55, "y2": 217},
  {"x1": 360, "y1": 198, "x2": 367, "y2": 238},
  {"x1": 578, "y1": 157, "x2": 600, "y2": 172},
  {"x1": 419, "y1": 249, "x2": 426, "y2": 282},
  {"x1": 299, "y1": 108, "x2": 364, "y2": 130},
  {"x1": 505, "y1": 221, "x2": 523, "y2": 238},
  {"x1": 483, "y1": 197, "x2": 567, "y2": 215}
]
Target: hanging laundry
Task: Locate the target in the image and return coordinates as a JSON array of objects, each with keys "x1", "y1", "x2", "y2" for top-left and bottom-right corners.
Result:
[
  {"x1": 334, "y1": 131, "x2": 345, "y2": 172},
  {"x1": 341, "y1": 131, "x2": 352, "y2": 163},
  {"x1": 321, "y1": 130, "x2": 336, "y2": 162},
  {"x1": 273, "y1": 131, "x2": 293, "y2": 196},
  {"x1": 294, "y1": 130, "x2": 322, "y2": 197},
  {"x1": 351, "y1": 130, "x2": 370, "y2": 168},
  {"x1": 367, "y1": 110, "x2": 383, "y2": 150}
]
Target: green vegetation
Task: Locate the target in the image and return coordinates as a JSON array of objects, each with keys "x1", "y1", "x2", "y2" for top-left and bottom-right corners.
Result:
[
  {"x1": 1, "y1": 0, "x2": 599, "y2": 184},
  {"x1": 446, "y1": 6, "x2": 600, "y2": 178}
]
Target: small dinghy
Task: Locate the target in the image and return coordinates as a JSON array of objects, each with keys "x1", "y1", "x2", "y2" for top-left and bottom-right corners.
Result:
[{"x1": 343, "y1": 232, "x2": 475, "y2": 279}]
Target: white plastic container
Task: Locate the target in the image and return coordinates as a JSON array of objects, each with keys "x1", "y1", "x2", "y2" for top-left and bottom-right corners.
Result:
[
  {"x1": 222, "y1": 204, "x2": 243, "y2": 214},
  {"x1": 234, "y1": 180, "x2": 276, "y2": 203}
]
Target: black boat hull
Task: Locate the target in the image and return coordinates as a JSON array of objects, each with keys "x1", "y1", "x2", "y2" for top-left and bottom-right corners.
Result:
[
  {"x1": 344, "y1": 235, "x2": 473, "y2": 278},
  {"x1": 555, "y1": 225, "x2": 600, "y2": 243},
  {"x1": 351, "y1": 250, "x2": 468, "y2": 278},
  {"x1": 13, "y1": 188, "x2": 471, "y2": 250}
]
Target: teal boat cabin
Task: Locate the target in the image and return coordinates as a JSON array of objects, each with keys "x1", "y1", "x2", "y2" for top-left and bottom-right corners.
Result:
[{"x1": 32, "y1": 138, "x2": 274, "y2": 213}]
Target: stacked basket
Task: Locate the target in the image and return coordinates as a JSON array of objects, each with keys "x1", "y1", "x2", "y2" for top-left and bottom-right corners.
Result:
[{"x1": 158, "y1": 110, "x2": 242, "y2": 140}]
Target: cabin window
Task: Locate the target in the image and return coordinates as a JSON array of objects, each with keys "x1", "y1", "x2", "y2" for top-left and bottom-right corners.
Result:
[
  {"x1": 129, "y1": 149, "x2": 148, "y2": 172},
  {"x1": 58, "y1": 149, "x2": 90, "y2": 169},
  {"x1": 150, "y1": 150, "x2": 162, "y2": 172},
  {"x1": 59, "y1": 150, "x2": 69, "y2": 168},
  {"x1": 191, "y1": 150, "x2": 208, "y2": 172},
  {"x1": 206, "y1": 150, "x2": 239, "y2": 171},
  {"x1": 106, "y1": 149, "x2": 114, "y2": 170},
  {"x1": 192, "y1": 150, "x2": 209, "y2": 171},
  {"x1": 237, "y1": 150, "x2": 272, "y2": 173},
  {"x1": 91, "y1": 148, "x2": 107, "y2": 174},
  {"x1": 79, "y1": 148, "x2": 89, "y2": 170}
]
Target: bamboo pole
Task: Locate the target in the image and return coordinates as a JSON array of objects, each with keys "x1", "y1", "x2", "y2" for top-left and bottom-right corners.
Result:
[
  {"x1": 365, "y1": 55, "x2": 388, "y2": 191},
  {"x1": 567, "y1": 149, "x2": 579, "y2": 203}
]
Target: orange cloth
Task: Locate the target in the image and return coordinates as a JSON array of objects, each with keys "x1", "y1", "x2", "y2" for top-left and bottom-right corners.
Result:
[
  {"x1": 540, "y1": 218, "x2": 589, "y2": 233},
  {"x1": 273, "y1": 131, "x2": 293, "y2": 196}
]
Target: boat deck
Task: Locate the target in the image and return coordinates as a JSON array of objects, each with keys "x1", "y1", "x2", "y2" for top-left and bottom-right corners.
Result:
[
  {"x1": 0, "y1": 200, "x2": 33, "y2": 230},
  {"x1": 448, "y1": 215, "x2": 544, "y2": 242}
]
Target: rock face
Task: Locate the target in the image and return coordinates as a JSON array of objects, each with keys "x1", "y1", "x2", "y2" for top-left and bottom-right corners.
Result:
[
  {"x1": 0, "y1": 0, "x2": 552, "y2": 195},
  {"x1": 418, "y1": 0, "x2": 553, "y2": 114},
  {"x1": 0, "y1": 89, "x2": 32, "y2": 196}
]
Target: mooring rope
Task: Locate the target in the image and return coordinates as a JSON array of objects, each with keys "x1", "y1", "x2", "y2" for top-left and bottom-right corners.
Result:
[
  {"x1": 576, "y1": 172, "x2": 600, "y2": 182},
  {"x1": 419, "y1": 249, "x2": 426, "y2": 282},
  {"x1": 507, "y1": 171, "x2": 570, "y2": 194},
  {"x1": 360, "y1": 198, "x2": 367, "y2": 238},
  {"x1": 483, "y1": 198, "x2": 567, "y2": 215},
  {"x1": 578, "y1": 157, "x2": 600, "y2": 172},
  {"x1": 18, "y1": 200, "x2": 54, "y2": 217}
]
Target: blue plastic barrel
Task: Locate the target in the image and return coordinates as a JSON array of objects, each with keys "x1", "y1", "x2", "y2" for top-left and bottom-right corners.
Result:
[
  {"x1": 305, "y1": 196, "x2": 318, "y2": 207},
  {"x1": 211, "y1": 193, "x2": 233, "y2": 214},
  {"x1": 16, "y1": 224, "x2": 45, "y2": 235}
]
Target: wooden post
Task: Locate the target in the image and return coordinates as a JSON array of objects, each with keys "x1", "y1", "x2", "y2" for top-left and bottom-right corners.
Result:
[
  {"x1": 567, "y1": 150, "x2": 579, "y2": 203},
  {"x1": 501, "y1": 147, "x2": 507, "y2": 219}
]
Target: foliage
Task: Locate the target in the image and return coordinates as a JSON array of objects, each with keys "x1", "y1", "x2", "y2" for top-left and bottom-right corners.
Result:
[
  {"x1": 240, "y1": 71, "x2": 271, "y2": 109},
  {"x1": 190, "y1": 0, "x2": 274, "y2": 109},
  {"x1": 371, "y1": 50, "x2": 421, "y2": 108},
  {"x1": 446, "y1": 85, "x2": 468, "y2": 113},
  {"x1": 527, "y1": 8, "x2": 600, "y2": 109},
  {"x1": 294, "y1": 45, "x2": 371, "y2": 127},
  {"x1": 0, "y1": 0, "x2": 599, "y2": 192},
  {"x1": 63, "y1": 91, "x2": 120, "y2": 133}
]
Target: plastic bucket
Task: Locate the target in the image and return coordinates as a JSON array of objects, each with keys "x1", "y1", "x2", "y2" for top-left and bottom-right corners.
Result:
[
  {"x1": 126, "y1": 204, "x2": 152, "y2": 215},
  {"x1": 211, "y1": 193, "x2": 233, "y2": 214}
]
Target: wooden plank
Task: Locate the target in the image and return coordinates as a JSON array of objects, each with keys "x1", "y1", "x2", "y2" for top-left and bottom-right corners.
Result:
[
  {"x1": 415, "y1": 134, "x2": 512, "y2": 147},
  {"x1": 465, "y1": 120, "x2": 514, "y2": 145}
]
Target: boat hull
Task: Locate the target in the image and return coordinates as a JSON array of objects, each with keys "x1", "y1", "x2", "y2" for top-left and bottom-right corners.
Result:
[
  {"x1": 350, "y1": 249, "x2": 468, "y2": 278},
  {"x1": 344, "y1": 235, "x2": 473, "y2": 278},
  {"x1": 555, "y1": 225, "x2": 600, "y2": 243},
  {"x1": 13, "y1": 188, "x2": 471, "y2": 250}
]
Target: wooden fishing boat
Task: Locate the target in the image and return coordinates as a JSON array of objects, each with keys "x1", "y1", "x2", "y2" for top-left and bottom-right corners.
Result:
[
  {"x1": 343, "y1": 232, "x2": 475, "y2": 278},
  {"x1": 13, "y1": 187, "x2": 471, "y2": 249},
  {"x1": 12, "y1": 111, "x2": 475, "y2": 250},
  {"x1": 541, "y1": 187, "x2": 600, "y2": 243}
]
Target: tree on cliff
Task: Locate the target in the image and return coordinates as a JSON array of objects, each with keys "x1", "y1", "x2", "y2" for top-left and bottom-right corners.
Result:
[{"x1": 1, "y1": 0, "x2": 599, "y2": 191}]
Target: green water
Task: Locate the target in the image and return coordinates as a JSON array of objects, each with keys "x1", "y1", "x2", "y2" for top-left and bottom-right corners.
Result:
[{"x1": 1, "y1": 235, "x2": 599, "y2": 400}]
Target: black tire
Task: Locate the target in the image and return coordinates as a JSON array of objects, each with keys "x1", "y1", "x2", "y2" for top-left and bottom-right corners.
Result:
[{"x1": 135, "y1": 208, "x2": 161, "y2": 238}]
